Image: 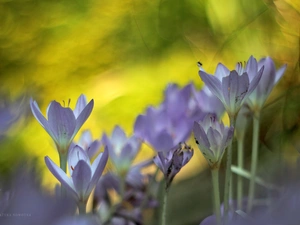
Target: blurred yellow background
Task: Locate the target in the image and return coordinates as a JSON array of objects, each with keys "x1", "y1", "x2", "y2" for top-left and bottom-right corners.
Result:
[{"x1": 0, "y1": 0, "x2": 299, "y2": 190}]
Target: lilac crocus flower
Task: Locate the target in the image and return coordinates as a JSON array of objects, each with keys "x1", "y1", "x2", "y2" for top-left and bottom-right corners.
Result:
[
  {"x1": 193, "y1": 114, "x2": 234, "y2": 169},
  {"x1": 45, "y1": 145, "x2": 108, "y2": 203},
  {"x1": 199, "y1": 62, "x2": 263, "y2": 117},
  {"x1": 134, "y1": 106, "x2": 191, "y2": 152},
  {"x1": 102, "y1": 125, "x2": 141, "y2": 174},
  {"x1": 70, "y1": 130, "x2": 101, "y2": 160},
  {"x1": 153, "y1": 142, "x2": 193, "y2": 189},
  {"x1": 192, "y1": 85, "x2": 225, "y2": 120},
  {"x1": 238, "y1": 56, "x2": 286, "y2": 112},
  {"x1": 30, "y1": 94, "x2": 94, "y2": 154}
]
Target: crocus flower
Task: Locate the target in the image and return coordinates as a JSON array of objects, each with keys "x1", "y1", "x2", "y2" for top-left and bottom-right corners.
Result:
[
  {"x1": 238, "y1": 56, "x2": 287, "y2": 112},
  {"x1": 70, "y1": 130, "x2": 101, "y2": 160},
  {"x1": 102, "y1": 125, "x2": 141, "y2": 174},
  {"x1": 192, "y1": 85, "x2": 225, "y2": 120},
  {"x1": 199, "y1": 62, "x2": 263, "y2": 117},
  {"x1": 134, "y1": 106, "x2": 191, "y2": 152},
  {"x1": 30, "y1": 94, "x2": 94, "y2": 154},
  {"x1": 153, "y1": 142, "x2": 193, "y2": 189},
  {"x1": 193, "y1": 114, "x2": 234, "y2": 169},
  {"x1": 45, "y1": 145, "x2": 108, "y2": 203}
]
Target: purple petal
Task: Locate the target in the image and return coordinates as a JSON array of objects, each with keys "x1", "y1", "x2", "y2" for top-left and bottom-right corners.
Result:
[
  {"x1": 207, "y1": 127, "x2": 222, "y2": 153},
  {"x1": 153, "y1": 153, "x2": 167, "y2": 174},
  {"x1": 222, "y1": 71, "x2": 249, "y2": 113},
  {"x1": 73, "y1": 94, "x2": 88, "y2": 118},
  {"x1": 44, "y1": 156, "x2": 77, "y2": 197},
  {"x1": 275, "y1": 64, "x2": 287, "y2": 84},
  {"x1": 87, "y1": 147, "x2": 109, "y2": 195},
  {"x1": 72, "y1": 160, "x2": 92, "y2": 200},
  {"x1": 30, "y1": 99, "x2": 55, "y2": 139},
  {"x1": 47, "y1": 101, "x2": 76, "y2": 147},
  {"x1": 86, "y1": 140, "x2": 101, "y2": 159},
  {"x1": 152, "y1": 131, "x2": 174, "y2": 152},
  {"x1": 215, "y1": 63, "x2": 230, "y2": 80},
  {"x1": 68, "y1": 145, "x2": 90, "y2": 176},
  {"x1": 119, "y1": 142, "x2": 138, "y2": 163},
  {"x1": 111, "y1": 125, "x2": 127, "y2": 153},
  {"x1": 199, "y1": 71, "x2": 224, "y2": 103},
  {"x1": 248, "y1": 66, "x2": 264, "y2": 95},
  {"x1": 74, "y1": 99, "x2": 94, "y2": 139},
  {"x1": 193, "y1": 122, "x2": 210, "y2": 150},
  {"x1": 245, "y1": 55, "x2": 258, "y2": 79},
  {"x1": 134, "y1": 115, "x2": 147, "y2": 139}
]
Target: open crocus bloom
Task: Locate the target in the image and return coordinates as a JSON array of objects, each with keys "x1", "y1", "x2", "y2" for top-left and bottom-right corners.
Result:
[
  {"x1": 30, "y1": 94, "x2": 94, "y2": 153},
  {"x1": 199, "y1": 62, "x2": 263, "y2": 117},
  {"x1": 240, "y1": 56, "x2": 287, "y2": 112},
  {"x1": 45, "y1": 145, "x2": 108, "y2": 203}
]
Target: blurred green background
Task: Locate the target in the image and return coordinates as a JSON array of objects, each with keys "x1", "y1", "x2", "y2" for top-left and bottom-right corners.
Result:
[{"x1": 0, "y1": 0, "x2": 299, "y2": 224}]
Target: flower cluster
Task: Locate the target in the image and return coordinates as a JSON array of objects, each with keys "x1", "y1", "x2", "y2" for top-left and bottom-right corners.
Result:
[{"x1": 0, "y1": 55, "x2": 291, "y2": 225}]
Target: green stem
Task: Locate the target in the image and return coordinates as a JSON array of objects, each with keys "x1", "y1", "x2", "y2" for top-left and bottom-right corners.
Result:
[
  {"x1": 59, "y1": 152, "x2": 68, "y2": 196},
  {"x1": 224, "y1": 114, "x2": 236, "y2": 223},
  {"x1": 247, "y1": 112, "x2": 260, "y2": 212},
  {"x1": 59, "y1": 152, "x2": 68, "y2": 173},
  {"x1": 161, "y1": 188, "x2": 169, "y2": 225},
  {"x1": 237, "y1": 136, "x2": 244, "y2": 209},
  {"x1": 78, "y1": 201, "x2": 87, "y2": 215},
  {"x1": 211, "y1": 169, "x2": 221, "y2": 225}
]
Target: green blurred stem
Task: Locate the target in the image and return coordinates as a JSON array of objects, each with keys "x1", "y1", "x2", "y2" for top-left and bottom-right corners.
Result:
[
  {"x1": 247, "y1": 112, "x2": 260, "y2": 212},
  {"x1": 59, "y1": 152, "x2": 68, "y2": 173},
  {"x1": 59, "y1": 151, "x2": 68, "y2": 196},
  {"x1": 211, "y1": 169, "x2": 221, "y2": 225},
  {"x1": 237, "y1": 135, "x2": 245, "y2": 209},
  {"x1": 78, "y1": 201, "x2": 87, "y2": 215},
  {"x1": 161, "y1": 187, "x2": 169, "y2": 225},
  {"x1": 224, "y1": 114, "x2": 236, "y2": 224}
]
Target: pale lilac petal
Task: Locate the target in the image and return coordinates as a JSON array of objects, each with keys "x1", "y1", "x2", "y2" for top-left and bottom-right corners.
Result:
[
  {"x1": 78, "y1": 130, "x2": 93, "y2": 148},
  {"x1": 73, "y1": 94, "x2": 88, "y2": 118},
  {"x1": 207, "y1": 127, "x2": 222, "y2": 153},
  {"x1": 72, "y1": 160, "x2": 92, "y2": 200},
  {"x1": 47, "y1": 101, "x2": 76, "y2": 147},
  {"x1": 111, "y1": 126, "x2": 127, "y2": 153},
  {"x1": 248, "y1": 66, "x2": 264, "y2": 94},
  {"x1": 86, "y1": 140, "x2": 101, "y2": 159},
  {"x1": 30, "y1": 99, "x2": 54, "y2": 138},
  {"x1": 87, "y1": 147, "x2": 109, "y2": 195},
  {"x1": 134, "y1": 115, "x2": 147, "y2": 139},
  {"x1": 153, "y1": 153, "x2": 167, "y2": 174},
  {"x1": 275, "y1": 64, "x2": 287, "y2": 84},
  {"x1": 153, "y1": 131, "x2": 174, "y2": 152},
  {"x1": 119, "y1": 142, "x2": 138, "y2": 163},
  {"x1": 44, "y1": 156, "x2": 76, "y2": 197},
  {"x1": 245, "y1": 55, "x2": 258, "y2": 79},
  {"x1": 68, "y1": 145, "x2": 90, "y2": 176},
  {"x1": 74, "y1": 99, "x2": 94, "y2": 139},
  {"x1": 215, "y1": 63, "x2": 230, "y2": 80},
  {"x1": 193, "y1": 122, "x2": 210, "y2": 149},
  {"x1": 199, "y1": 71, "x2": 224, "y2": 103}
]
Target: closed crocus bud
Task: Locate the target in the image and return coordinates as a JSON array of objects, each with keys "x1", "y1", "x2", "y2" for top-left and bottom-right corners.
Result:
[
  {"x1": 193, "y1": 114, "x2": 234, "y2": 170},
  {"x1": 153, "y1": 142, "x2": 193, "y2": 190},
  {"x1": 102, "y1": 125, "x2": 141, "y2": 175}
]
